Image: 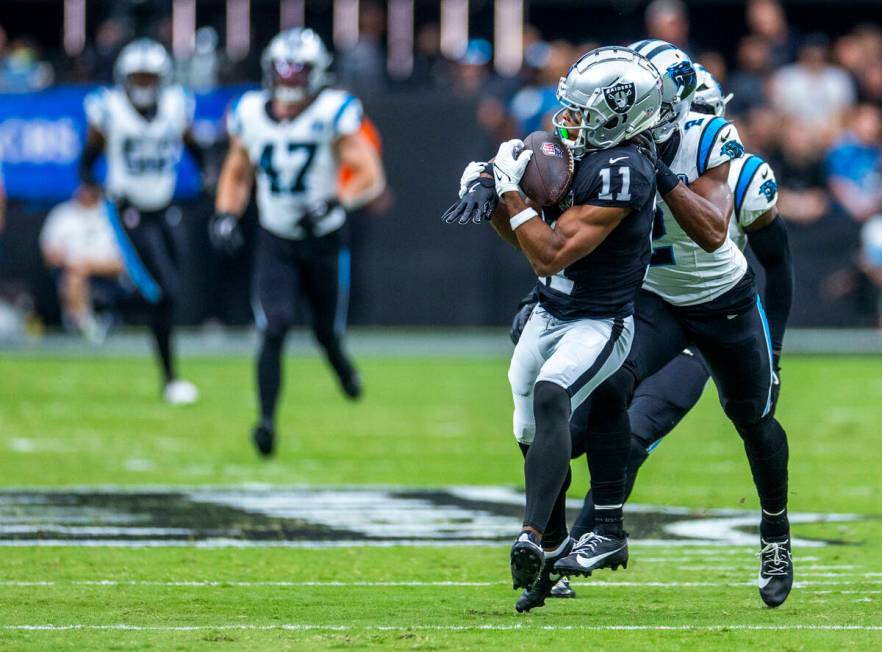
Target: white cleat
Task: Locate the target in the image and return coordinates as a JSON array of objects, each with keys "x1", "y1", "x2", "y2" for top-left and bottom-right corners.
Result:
[{"x1": 163, "y1": 380, "x2": 199, "y2": 406}]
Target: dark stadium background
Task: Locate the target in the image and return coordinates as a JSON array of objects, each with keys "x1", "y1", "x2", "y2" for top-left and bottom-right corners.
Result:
[{"x1": 1, "y1": 0, "x2": 881, "y2": 328}]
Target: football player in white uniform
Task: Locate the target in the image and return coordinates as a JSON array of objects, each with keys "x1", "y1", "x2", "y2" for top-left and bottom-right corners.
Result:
[
  {"x1": 79, "y1": 38, "x2": 202, "y2": 405},
  {"x1": 213, "y1": 29, "x2": 385, "y2": 457},
  {"x1": 561, "y1": 42, "x2": 794, "y2": 607}
]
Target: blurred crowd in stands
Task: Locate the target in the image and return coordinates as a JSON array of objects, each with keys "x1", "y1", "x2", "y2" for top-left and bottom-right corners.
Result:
[{"x1": 1, "y1": 0, "x2": 882, "y2": 328}]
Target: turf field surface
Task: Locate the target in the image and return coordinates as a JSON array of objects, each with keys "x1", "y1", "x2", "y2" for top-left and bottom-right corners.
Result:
[{"x1": 0, "y1": 349, "x2": 880, "y2": 649}]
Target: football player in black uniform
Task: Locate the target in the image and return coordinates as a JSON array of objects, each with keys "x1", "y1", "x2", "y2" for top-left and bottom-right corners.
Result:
[{"x1": 445, "y1": 47, "x2": 663, "y2": 610}]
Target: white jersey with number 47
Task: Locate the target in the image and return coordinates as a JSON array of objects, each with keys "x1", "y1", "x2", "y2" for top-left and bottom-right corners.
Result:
[
  {"x1": 227, "y1": 88, "x2": 363, "y2": 240},
  {"x1": 643, "y1": 111, "x2": 747, "y2": 306},
  {"x1": 84, "y1": 86, "x2": 194, "y2": 211}
]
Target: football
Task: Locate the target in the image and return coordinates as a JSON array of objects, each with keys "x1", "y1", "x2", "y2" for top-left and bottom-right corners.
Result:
[{"x1": 519, "y1": 131, "x2": 575, "y2": 206}]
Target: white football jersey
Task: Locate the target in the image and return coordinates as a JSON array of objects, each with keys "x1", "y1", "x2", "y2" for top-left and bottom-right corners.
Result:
[
  {"x1": 84, "y1": 86, "x2": 194, "y2": 211},
  {"x1": 642, "y1": 111, "x2": 748, "y2": 306},
  {"x1": 727, "y1": 154, "x2": 778, "y2": 251},
  {"x1": 227, "y1": 88, "x2": 363, "y2": 240}
]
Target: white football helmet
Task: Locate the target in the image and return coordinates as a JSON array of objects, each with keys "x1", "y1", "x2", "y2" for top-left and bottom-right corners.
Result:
[
  {"x1": 692, "y1": 63, "x2": 733, "y2": 117},
  {"x1": 629, "y1": 39, "x2": 697, "y2": 142},
  {"x1": 262, "y1": 28, "x2": 332, "y2": 104},
  {"x1": 114, "y1": 38, "x2": 173, "y2": 110},
  {"x1": 551, "y1": 46, "x2": 663, "y2": 157}
]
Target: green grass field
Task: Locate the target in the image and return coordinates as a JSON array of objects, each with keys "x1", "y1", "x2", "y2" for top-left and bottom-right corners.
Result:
[{"x1": 0, "y1": 349, "x2": 880, "y2": 649}]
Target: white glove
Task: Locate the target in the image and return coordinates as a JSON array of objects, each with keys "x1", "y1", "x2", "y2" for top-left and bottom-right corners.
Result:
[
  {"x1": 458, "y1": 161, "x2": 487, "y2": 198},
  {"x1": 493, "y1": 139, "x2": 532, "y2": 197}
]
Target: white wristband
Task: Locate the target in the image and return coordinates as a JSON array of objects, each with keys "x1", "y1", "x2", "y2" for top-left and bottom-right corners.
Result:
[{"x1": 509, "y1": 207, "x2": 538, "y2": 231}]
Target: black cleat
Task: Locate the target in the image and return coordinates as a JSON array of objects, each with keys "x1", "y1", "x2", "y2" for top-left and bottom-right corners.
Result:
[
  {"x1": 515, "y1": 538, "x2": 575, "y2": 613},
  {"x1": 251, "y1": 422, "x2": 276, "y2": 458},
  {"x1": 341, "y1": 370, "x2": 363, "y2": 400},
  {"x1": 549, "y1": 576, "x2": 576, "y2": 598},
  {"x1": 510, "y1": 531, "x2": 544, "y2": 591},
  {"x1": 758, "y1": 537, "x2": 793, "y2": 608},
  {"x1": 553, "y1": 531, "x2": 629, "y2": 577}
]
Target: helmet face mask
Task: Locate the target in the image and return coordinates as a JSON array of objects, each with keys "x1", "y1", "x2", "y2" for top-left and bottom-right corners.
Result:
[
  {"x1": 552, "y1": 47, "x2": 663, "y2": 158},
  {"x1": 692, "y1": 63, "x2": 733, "y2": 117},
  {"x1": 262, "y1": 28, "x2": 332, "y2": 105},
  {"x1": 114, "y1": 39, "x2": 172, "y2": 111},
  {"x1": 126, "y1": 72, "x2": 161, "y2": 109}
]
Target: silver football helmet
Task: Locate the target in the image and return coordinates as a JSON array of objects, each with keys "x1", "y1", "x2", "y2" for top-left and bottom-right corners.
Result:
[
  {"x1": 692, "y1": 63, "x2": 733, "y2": 117},
  {"x1": 114, "y1": 39, "x2": 172, "y2": 109},
  {"x1": 629, "y1": 39, "x2": 697, "y2": 142},
  {"x1": 262, "y1": 28, "x2": 332, "y2": 104},
  {"x1": 551, "y1": 47, "x2": 663, "y2": 157}
]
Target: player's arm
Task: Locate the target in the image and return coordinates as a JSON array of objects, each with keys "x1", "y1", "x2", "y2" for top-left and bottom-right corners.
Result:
[
  {"x1": 500, "y1": 191, "x2": 628, "y2": 276},
  {"x1": 78, "y1": 127, "x2": 106, "y2": 190},
  {"x1": 210, "y1": 136, "x2": 253, "y2": 254},
  {"x1": 335, "y1": 132, "x2": 385, "y2": 210},
  {"x1": 215, "y1": 136, "x2": 253, "y2": 217},
  {"x1": 745, "y1": 207, "x2": 793, "y2": 367},
  {"x1": 659, "y1": 161, "x2": 732, "y2": 252}
]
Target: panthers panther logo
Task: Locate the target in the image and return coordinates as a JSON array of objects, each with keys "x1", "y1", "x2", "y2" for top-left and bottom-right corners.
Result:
[
  {"x1": 666, "y1": 61, "x2": 697, "y2": 99},
  {"x1": 759, "y1": 178, "x2": 778, "y2": 201},
  {"x1": 721, "y1": 140, "x2": 745, "y2": 159}
]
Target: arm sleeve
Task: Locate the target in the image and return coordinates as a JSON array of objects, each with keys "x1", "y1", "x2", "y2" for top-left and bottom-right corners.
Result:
[
  {"x1": 738, "y1": 159, "x2": 778, "y2": 230},
  {"x1": 574, "y1": 149, "x2": 654, "y2": 210},
  {"x1": 333, "y1": 95, "x2": 364, "y2": 138},
  {"x1": 747, "y1": 216, "x2": 793, "y2": 359},
  {"x1": 699, "y1": 117, "x2": 744, "y2": 176}
]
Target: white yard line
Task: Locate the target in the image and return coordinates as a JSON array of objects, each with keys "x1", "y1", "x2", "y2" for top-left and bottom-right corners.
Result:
[
  {"x1": 2, "y1": 624, "x2": 882, "y2": 633},
  {"x1": 0, "y1": 579, "x2": 879, "y2": 589}
]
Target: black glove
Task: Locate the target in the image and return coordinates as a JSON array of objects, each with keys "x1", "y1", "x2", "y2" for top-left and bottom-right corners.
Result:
[
  {"x1": 510, "y1": 290, "x2": 539, "y2": 345},
  {"x1": 656, "y1": 158, "x2": 681, "y2": 196},
  {"x1": 631, "y1": 131, "x2": 658, "y2": 168},
  {"x1": 209, "y1": 212, "x2": 244, "y2": 256},
  {"x1": 301, "y1": 199, "x2": 341, "y2": 237},
  {"x1": 441, "y1": 175, "x2": 499, "y2": 225}
]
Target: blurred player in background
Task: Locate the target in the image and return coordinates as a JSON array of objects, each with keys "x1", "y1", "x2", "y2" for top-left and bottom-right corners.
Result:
[
  {"x1": 212, "y1": 28, "x2": 385, "y2": 458},
  {"x1": 79, "y1": 38, "x2": 203, "y2": 405},
  {"x1": 40, "y1": 185, "x2": 123, "y2": 342}
]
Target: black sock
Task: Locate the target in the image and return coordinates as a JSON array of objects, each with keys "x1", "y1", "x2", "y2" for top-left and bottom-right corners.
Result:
[
  {"x1": 150, "y1": 310, "x2": 175, "y2": 385},
  {"x1": 582, "y1": 370, "x2": 634, "y2": 538},
  {"x1": 761, "y1": 508, "x2": 790, "y2": 540},
  {"x1": 522, "y1": 382, "x2": 572, "y2": 536},
  {"x1": 518, "y1": 441, "x2": 571, "y2": 549},
  {"x1": 572, "y1": 437, "x2": 648, "y2": 539},
  {"x1": 736, "y1": 415, "x2": 789, "y2": 537},
  {"x1": 257, "y1": 330, "x2": 286, "y2": 425}
]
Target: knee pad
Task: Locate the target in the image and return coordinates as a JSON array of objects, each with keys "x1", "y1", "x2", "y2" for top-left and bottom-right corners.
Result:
[
  {"x1": 262, "y1": 323, "x2": 289, "y2": 346},
  {"x1": 733, "y1": 413, "x2": 784, "y2": 449},
  {"x1": 725, "y1": 399, "x2": 768, "y2": 431},
  {"x1": 592, "y1": 367, "x2": 636, "y2": 411},
  {"x1": 533, "y1": 381, "x2": 571, "y2": 424}
]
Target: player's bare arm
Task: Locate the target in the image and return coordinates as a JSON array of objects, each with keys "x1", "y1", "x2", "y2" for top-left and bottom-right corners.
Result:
[
  {"x1": 500, "y1": 190, "x2": 628, "y2": 276},
  {"x1": 215, "y1": 136, "x2": 254, "y2": 216},
  {"x1": 335, "y1": 132, "x2": 385, "y2": 210},
  {"x1": 661, "y1": 161, "x2": 732, "y2": 252}
]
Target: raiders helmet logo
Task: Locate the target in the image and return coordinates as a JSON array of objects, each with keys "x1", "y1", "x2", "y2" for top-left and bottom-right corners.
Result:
[{"x1": 603, "y1": 82, "x2": 636, "y2": 114}]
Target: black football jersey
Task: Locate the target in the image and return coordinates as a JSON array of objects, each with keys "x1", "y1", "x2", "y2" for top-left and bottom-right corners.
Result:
[{"x1": 536, "y1": 142, "x2": 656, "y2": 320}]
